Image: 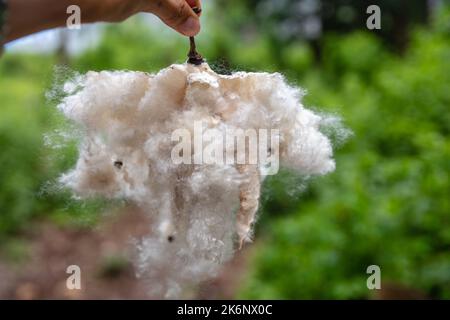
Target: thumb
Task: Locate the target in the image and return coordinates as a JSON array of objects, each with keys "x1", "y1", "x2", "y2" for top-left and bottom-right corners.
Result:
[{"x1": 150, "y1": 0, "x2": 201, "y2": 37}]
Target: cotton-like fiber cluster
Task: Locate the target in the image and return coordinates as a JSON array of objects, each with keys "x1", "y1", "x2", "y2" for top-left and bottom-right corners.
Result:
[{"x1": 56, "y1": 63, "x2": 339, "y2": 298}]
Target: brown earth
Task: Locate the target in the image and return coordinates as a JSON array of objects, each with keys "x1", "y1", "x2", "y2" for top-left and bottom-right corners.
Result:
[{"x1": 0, "y1": 206, "x2": 252, "y2": 300}]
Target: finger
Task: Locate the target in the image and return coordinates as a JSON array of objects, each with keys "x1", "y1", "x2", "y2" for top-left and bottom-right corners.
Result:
[{"x1": 150, "y1": 0, "x2": 201, "y2": 37}]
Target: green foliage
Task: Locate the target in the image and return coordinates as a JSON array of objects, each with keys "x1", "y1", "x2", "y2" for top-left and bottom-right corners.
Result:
[
  {"x1": 98, "y1": 254, "x2": 131, "y2": 279},
  {"x1": 0, "y1": 54, "x2": 106, "y2": 237},
  {"x1": 238, "y1": 18, "x2": 450, "y2": 299},
  {"x1": 73, "y1": 20, "x2": 187, "y2": 73},
  {"x1": 0, "y1": 54, "x2": 54, "y2": 235}
]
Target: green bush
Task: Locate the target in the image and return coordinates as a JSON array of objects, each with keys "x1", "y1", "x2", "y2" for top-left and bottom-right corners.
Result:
[
  {"x1": 238, "y1": 21, "x2": 450, "y2": 299},
  {"x1": 0, "y1": 54, "x2": 104, "y2": 237}
]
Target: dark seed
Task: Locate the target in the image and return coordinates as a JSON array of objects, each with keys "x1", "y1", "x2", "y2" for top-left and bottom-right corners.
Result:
[
  {"x1": 114, "y1": 161, "x2": 123, "y2": 169},
  {"x1": 168, "y1": 236, "x2": 175, "y2": 243}
]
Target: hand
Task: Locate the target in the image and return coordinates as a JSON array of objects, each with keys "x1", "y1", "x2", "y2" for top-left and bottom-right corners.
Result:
[
  {"x1": 5, "y1": 0, "x2": 202, "y2": 43},
  {"x1": 104, "y1": 0, "x2": 202, "y2": 36}
]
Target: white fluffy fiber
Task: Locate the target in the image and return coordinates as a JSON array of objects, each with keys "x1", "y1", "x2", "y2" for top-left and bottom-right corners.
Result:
[{"x1": 56, "y1": 63, "x2": 337, "y2": 298}]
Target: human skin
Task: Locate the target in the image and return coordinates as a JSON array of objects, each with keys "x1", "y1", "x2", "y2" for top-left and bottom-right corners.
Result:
[{"x1": 5, "y1": 0, "x2": 202, "y2": 42}]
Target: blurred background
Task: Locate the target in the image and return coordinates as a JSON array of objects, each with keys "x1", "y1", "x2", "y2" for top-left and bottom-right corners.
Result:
[{"x1": 0, "y1": 0, "x2": 449, "y2": 299}]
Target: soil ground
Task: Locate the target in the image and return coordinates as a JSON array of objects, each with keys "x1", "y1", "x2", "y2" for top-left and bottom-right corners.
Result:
[{"x1": 0, "y1": 206, "x2": 252, "y2": 299}]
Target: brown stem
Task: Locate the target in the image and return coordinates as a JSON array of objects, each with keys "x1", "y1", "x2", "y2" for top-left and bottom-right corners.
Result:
[{"x1": 187, "y1": 7, "x2": 204, "y2": 65}]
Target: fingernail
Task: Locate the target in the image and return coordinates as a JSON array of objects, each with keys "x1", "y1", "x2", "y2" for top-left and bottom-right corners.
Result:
[{"x1": 180, "y1": 17, "x2": 200, "y2": 36}]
